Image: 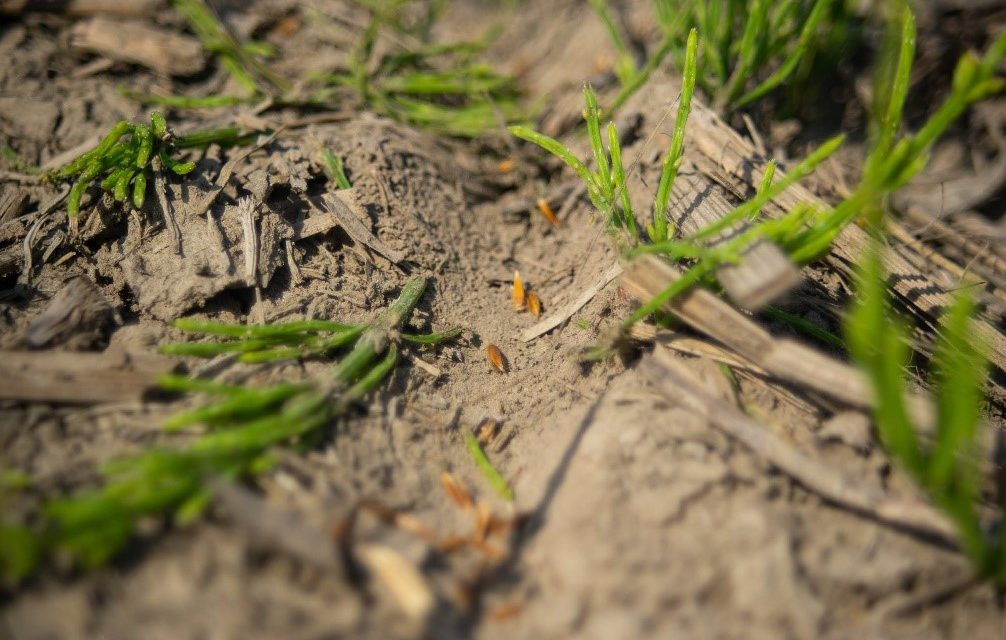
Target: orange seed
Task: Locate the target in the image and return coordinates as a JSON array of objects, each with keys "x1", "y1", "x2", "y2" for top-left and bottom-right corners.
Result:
[
  {"x1": 487, "y1": 344, "x2": 506, "y2": 372},
  {"x1": 527, "y1": 292, "x2": 541, "y2": 317},
  {"x1": 536, "y1": 198, "x2": 560, "y2": 228},
  {"x1": 440, "y1": 471, "x2": 474, "y2": 510},
  {"x1": 512, "y1": 271, "x2": 525, "y2": 311},
  {"x1": 475, "y1": 417, "x2": 499, "y2": 447},
  {"x1": 497, "y1": 158, "x2": 515, "y2": 173}
]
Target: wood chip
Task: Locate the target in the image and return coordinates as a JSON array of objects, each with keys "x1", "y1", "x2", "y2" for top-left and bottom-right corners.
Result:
[
  {"x1": 0, "y1": 188, "x2": 28, "y2": 224},
  {"x1": 321, "y1": 189, "x2": 407, "y2": 264},
  {"x1": 521, "y1": 263, "x2": 622, "y2": 342},
  {"x1": 621, "y1": 254, "x2": 998, "y2": 470},
  {"x1": 23, "y1": 275, "x2": 113, "y2": 349},
  {"x1": 640, "y1": 348, "x2": 957, "y2": 544},
  {"x1": 71, "y1": 17, "x2": 205, "y2": 76},
  {"x1": 0, "y1": 348, "x2": 176, "y2": 404},
  {"x1": 475, "y1": 417, "x2": 499, "y2": 447},
  {"x1": 356, "y1": 544, "x2": 435, "y2": 620}
]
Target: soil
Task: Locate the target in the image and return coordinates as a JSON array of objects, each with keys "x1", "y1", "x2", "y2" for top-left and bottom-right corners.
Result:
[{"x1": 2, "y1": 1, "x2": 1006, "y2": 639}]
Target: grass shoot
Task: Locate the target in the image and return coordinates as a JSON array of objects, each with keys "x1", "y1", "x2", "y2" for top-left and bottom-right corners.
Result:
[
  {"x1": 0, "y1": 278, "x2": 460, "y2": 580},
  {"x1": 47, "y1": 112, "x2": 247, "y2": 219}
]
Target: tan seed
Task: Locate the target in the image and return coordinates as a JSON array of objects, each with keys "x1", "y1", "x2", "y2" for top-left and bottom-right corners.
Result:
[
  {"x1": 536, "y1": 198, "x2": 560, "y2": 228},
  {"x1": 512, "y1": 270, "x2": 526, "y2": 311},
  {"x1": 440, "y1": 471, "x2": 473, "y2": 510},
  {"x1": 527, "y1": 291, "x2": 541, "y2": 317},
  {"x1": 487, "y1": 344, "x2": 506, "y2": 372}
]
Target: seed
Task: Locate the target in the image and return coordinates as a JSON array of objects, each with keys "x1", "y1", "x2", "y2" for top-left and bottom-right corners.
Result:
[
  {"x1": 497, "y1": 158, "x2": 515, "y2": 173},
  {"x1": 512, "y1": 271, "x2": 525, "y2": 311},
  {"x1": 475, "y1": 417, "x2": 499, "y2": 447},
  {"x1": 487, "y1": 344, "x2": 506, "y2": 372},
  {"x1": 527, "y1": 292, "x2": 541, "y2": 317},
  {"x1": 536, "y1": 198, "x2": 560, "y2": 228},
  {"x1": 440, "y1": 471, "x2": 473, "y2": 510}
]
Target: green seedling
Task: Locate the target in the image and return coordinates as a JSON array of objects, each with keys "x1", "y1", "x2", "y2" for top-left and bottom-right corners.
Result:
[
  {"x1": 1, "y1": 145, "x2": 39, "y2": 174},
  {"x1": 587, "y1": 0, "x2": 638, "y2": 86},
  {"x1": 322, "y1": 149, "x2": 352, "y2": 189},
  {"x1": 511, "y1": 27, "x2": 839, "y2": 332},
  {"x1": 306, "y1": 2, "x2": 525, "y2": 137},
  {"x1": 512, "y1": 29, "x2": 700, "y2": 239},
  {"x1": 125, "y1": 0, "x2": 285, "y2": 107},
  {"x1": 172, "y1": 0, "x2": 286, "y2": 95},
  {"x1": 0, "y1": 278, "x2": 460, "y2": 580},
  {"x1": 839, "y1": 2, "x2": 1006, "y2": 588},
  {"x1": 846, "y1": 242, "x2": 1003, "y2": 583},
  {"x1": 608, "y1": 0, "x2": 840, "y2": 112},
  {"x1": 463, "y1": 430, "x2": 514, "y2": 501},
  {"x1": 788, "y1": 9, "x2": 1006, "y2": 263},
  {"x1": 651, "y1": 28, "x2": 698, "y2": 242},
  {"x1": 624, "y1": 6, "x2": 1003, "y2": 328},
  {"x1": 47, "y1": 112, "x2": 245, "y2": 218}
]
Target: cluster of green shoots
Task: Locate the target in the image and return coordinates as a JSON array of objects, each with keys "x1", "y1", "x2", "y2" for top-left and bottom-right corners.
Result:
[
  {"x1": 511, "y1": 29, "x2": 700, "y2": 241},
  {"x1": 846, "y1": 247, "x2": 1004, "y2": 582},
  {"x1": 511, "y1": 28, "x2": 843, "y2": 325},
  {"x1": 47, "y1": 111, "x2": 247, "y2": 218},
  {"x1": 513, "y1": 6, "x2": 1006, "y2": 326},
  {"x1": 0, "y1": 279, "x2": 459, "y2": 579},
  {"x1": 126, "y1": 0, "x2": 286, "y2": 108},
  {"x1": 127, "y1": 0, "x2": 524, "y2": 137},
  {"x1": 306, "y1": 6, "x2": 524, "y2": 137},
  {"x1": 593, "y1": 0, "x2": 846, "y2": 113},
  {"x1": 512, "y1": 3, "x2": 1006, "y2": 583},
  {"x1": 843, "y1": 6, "x2": 1006, "y2": 584}
]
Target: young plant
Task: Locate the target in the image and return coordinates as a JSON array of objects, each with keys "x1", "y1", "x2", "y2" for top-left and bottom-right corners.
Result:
[
  {"x1": 511, "y1": 27, "x2": 841, "y2": 329},
  {"x1": 630, "y1": 6, "x2": 1005, "y2": 327},
  {"x1": 0, "y1": 278, "x2": 459, "y2": 579},
  {"x1": 124, "y1": 0, "x2": 286, "y2": 108},
  {"x1": 512, "y1": 29, "x2": 700, "y2": 240},
  {"x1": 846, "y1": 242, "x2": 1002, "y2": 582},
  {"x1": 788, "y1": 8, "x2": 1006, "y2": 263},
  {"x1": 587, "y1": 0, "x2": 638, "y2": 87},
  {"x1": 47, "y1": 112, "x2": 246, "y2": 218},
  {"x1": 305, "y1": 3, "x2": 525, "y2": 137},
  {"x1": 609, "y1": 0, "x2": 841, "y2": 112}
]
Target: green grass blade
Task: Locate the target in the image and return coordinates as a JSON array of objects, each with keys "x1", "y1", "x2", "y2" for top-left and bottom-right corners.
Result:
[
  {"x1": 735, "y1": 0, "x2": 832, "y2": 107},
  {"x1": 928, "y1": 293, "x2": 987, "y2": 494},
  {"x1": 608, "y1": 121, "x2": 636, "y2": 234},
  {"x1": 322, "y1": 149, "x2": 352, "y2": 189},
  {"x1": 400, "y1": 327, "x2": 464, "y2": 345},
  {"x1": 509, "y1": 125, "x2": 594, "y2": 188},
  {"x1": 583, "y1": 85, "x2": 613, "y2": 200},
  {"x1": 690, "y1": 134, "x2": 843, "y2": 242},
  {"x1": 652, "y1": 28, "x2": 698, "y2": 242},
  {"x1": 844, "y1": 246, "x2": 923, "y2": 476},
  {"x1": 463, "y1": 430, "x2": 513, "y2": 501}
]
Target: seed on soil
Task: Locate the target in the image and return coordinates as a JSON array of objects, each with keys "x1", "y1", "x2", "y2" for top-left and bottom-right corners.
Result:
[
  {"x1": 536, "y1": 197, "x2": 560, "y2": 228},
  {"x1": 487, "y1": 344, "x2": 506, "y2": 372},
  {"x1": 440, "y1": 471, "x2": 474, "y2": 510},
  {"x1": 485, "y1": 602, "x2": 523, "y2": 621},
  {"x1": 512, "y1": 270, "x2": 525, "y2": 310},
  {"x1": 475, "y1": 417, "x2": 499, "y2": 447},
  {"x1": 497, "y1": 158, "x2": 514, "y2": 172},
  {"x1": 527, "y1": 291, "x2": 542, "y2": 317}
]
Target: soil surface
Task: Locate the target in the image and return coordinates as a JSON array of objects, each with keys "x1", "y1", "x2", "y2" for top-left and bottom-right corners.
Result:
[{"x1": 2, "y1": 1, "x2": 1006, "y2": 639}]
